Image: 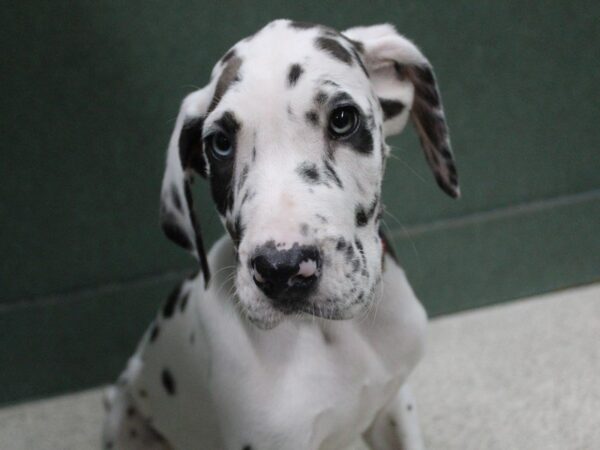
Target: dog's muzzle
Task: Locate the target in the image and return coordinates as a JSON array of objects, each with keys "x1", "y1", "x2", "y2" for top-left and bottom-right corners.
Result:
[{"x1": 250, "y1": 242, "x2": 321, "y2": 307}]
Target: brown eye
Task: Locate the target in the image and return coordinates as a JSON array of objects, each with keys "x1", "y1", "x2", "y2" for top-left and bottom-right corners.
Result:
[
  {"x1": 328, "y1": 106, "x2": 359, "y2": 137},
  {"x1": 208, "y1": 131, "x2": 233, "y2": 160}
]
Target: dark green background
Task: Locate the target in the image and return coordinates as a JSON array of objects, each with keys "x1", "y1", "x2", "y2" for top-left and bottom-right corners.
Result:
[{"x1": 2, "y1": 1, "x2": 599, "y2": 405}]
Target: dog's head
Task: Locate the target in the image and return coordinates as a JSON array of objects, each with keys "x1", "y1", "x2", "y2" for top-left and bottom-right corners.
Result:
[{"x1": 160, "y1": 20, "x2": 458, "y2": 329}]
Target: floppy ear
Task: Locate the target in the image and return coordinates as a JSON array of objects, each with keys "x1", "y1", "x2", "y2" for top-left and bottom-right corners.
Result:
[
  {"x1": 343, "y1": 24, "x2": 460, "y2": 198},
  {"x1": 160, "y1": 87, "x2": 212, "y2": 286}
]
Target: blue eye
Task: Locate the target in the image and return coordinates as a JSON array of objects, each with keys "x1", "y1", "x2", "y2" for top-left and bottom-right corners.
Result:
[{"x1": 208, "y1": 132, "x2": 233, "y2": 160}]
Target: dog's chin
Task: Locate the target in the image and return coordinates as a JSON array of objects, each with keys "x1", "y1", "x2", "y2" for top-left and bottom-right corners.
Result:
[
  {"x1": 239, "y1": 291, "x2": 374, "y2": 330},
  {"x1": 237, "y1": 298, "x2": 285, "y2": 330}
]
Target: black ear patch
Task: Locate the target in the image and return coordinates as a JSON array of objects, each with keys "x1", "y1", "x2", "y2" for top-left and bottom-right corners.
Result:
[
  {"x1": 397, "y1": 63, "x2": 459, "y2": 198},
  {"x1": 184, "y1": 182, "x2": 211, "y2": 285},
  {"x1": 178, "y1": 117, "x2": 207, "y2": 177},
  {"x1": 161, "y1": 113, "x2": 211, "y2": 287},
  {"x1": 378, "y1": 98, "x2": 406, "y2": 120},
  {"x1": 316, "y1": 37, "x2": 353, "y2": 65},
  {"x1": 160, "y1": 211, "x2": 194, "y2": 251}
]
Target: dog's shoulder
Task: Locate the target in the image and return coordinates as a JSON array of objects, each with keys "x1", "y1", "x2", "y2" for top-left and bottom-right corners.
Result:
[{"x1": 353, "y1": 252, "x2": 428, "y2": 376}]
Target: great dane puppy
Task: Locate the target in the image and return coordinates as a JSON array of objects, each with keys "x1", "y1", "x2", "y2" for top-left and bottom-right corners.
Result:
[{"x1": 103, "y1": 19, "x2": 459, "y2": 450}]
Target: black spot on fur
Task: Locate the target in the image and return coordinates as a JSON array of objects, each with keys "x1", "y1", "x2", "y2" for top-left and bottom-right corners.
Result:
[
  {"x1": 163, "y1": 282, "x2": 183, "y2": 318},
  {"x1": 161, "y1": 368, "x2": 176, "y2": 395},
  {"x1": 300, "y1": 223, "x2": 309, "y2": 236},
  {"x1": 409, "y1": 65, "x2": 440, "y2": 107},
  {"x1": 171, "y1": 184, "x2": 183, "y2": 212},
  {"x1": 341, "y1": 37, "x2": 369, "y2": 77},
  {"x1": 226, "y1": 215, "x2": 244, "y2": 248},
  {"x1": 348, "y1": 123, "x2": 373, "y2": 154},
  {"x1": 336, "y1": 237, "x2": 346, "y2": 251},
  {"x1": 237, "y1": 165, "x2": 249, "y2": 193},
  {"x1": 323, "y1": 80, "x2": 340, "y2": 88},
  {"x1": 297, "y1": 162, "x2": 320, "y2": 183},
  {"x1": 161, "y1": 214, "x2": 193, "y2": 251},
  {"x1": 315, "y1": 91, "x2": 328, "y2": 105},
  {"x1": 149, "y1": 321, "x2": 160, "y2": 342},
  {"x1": 240, "y1": 189, "x2": 251, "y2": 206},
  {"x1": 221, "y1": 49, "x2": 236, "y2": 64},
  {"x1": 316, "y1": 37, "x2": 352, "y2": 65},
  {"x1": 355, "y1": 195, "x2": 379, "y2": 227},
  {"x1": 208, "y1": 111, "x2": 241, "y2": 215},
  {"x1": 209, "y1": 55, "x2": 242, "y2": 113},
  {"x1": 396, "y1": 63, "x2": 458, "y2": 198},
  {"x1": 379, "y1": 98, "x2": 406, "y2": 120},
  {"x1": 288, "y1": 63, "x2": 303, "y2": 86},
  {"x1": 355, "y1": 208, "x2": 368, "y2": 227},
  {"x1": 178, "y1": 116, "x2": 207, "y2": 177},
  {"x1": 355, "y1": 238, "x2": 367, "y2": 266},
  {"x1": 305, "y1": 110, "x2": 319, "y2": 126},
  {"x1": 345, "y1": 245, "x2": 354, "y2": 262},
  {"x1": 315, "y1": 214, "x2": 328, "y2": 224},
  {"x1": 342, "y1": 35, "x2": 364, "y2": 53},
  {"x1": 289, "y1": 21, "x2": 318, "y2": 29},
  {"x1": 323, "y1": 159, "x2": 343, "y2": 188},
  {"x1": 179, "y1": 290, "x2": 189, "y2": 312}
]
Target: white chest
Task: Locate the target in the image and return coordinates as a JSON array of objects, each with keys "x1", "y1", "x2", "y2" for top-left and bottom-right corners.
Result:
[{"x1": 135, "y1": 256, "x2": 426, "y2": 450}]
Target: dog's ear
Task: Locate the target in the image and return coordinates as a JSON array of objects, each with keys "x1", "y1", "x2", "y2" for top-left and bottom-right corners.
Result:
[
  {"x1": 343, "y1": 24, "x2": 459, "y2": 198},
  {"x1": 160, "y1": 87, "x2": 212, "y2": 286}
]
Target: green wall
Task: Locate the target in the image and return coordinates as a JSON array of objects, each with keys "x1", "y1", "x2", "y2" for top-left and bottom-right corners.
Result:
[{"x1": 2, "y1": 1, "x2": 599, "y2": 405}]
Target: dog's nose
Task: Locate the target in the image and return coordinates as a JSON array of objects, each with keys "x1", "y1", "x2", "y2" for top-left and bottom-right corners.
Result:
[{"x1": 251, "y1": 243, "x2": 321, "y2": 302}]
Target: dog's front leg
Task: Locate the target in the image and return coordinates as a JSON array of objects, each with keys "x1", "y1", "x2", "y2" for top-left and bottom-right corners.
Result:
[
  {"x1": 102, "y1": 385, "x2": 173, "y2": 450},
  {"x1": 363, "y1": 383, "x2": 425, "y2": 450}
]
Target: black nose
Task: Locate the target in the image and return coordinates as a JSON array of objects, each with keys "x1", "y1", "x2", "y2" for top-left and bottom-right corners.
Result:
[{"x1": 251, "y1": 242, "x2": 321, "y2": 302}]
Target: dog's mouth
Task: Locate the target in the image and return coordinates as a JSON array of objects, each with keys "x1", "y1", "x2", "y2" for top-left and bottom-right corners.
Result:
[
  {"x1": 233, "y1": 231, "x2": 383, "y2": 329},
  {"x1": 236, "y1": 270, "x2": 382, "y2": 330}
]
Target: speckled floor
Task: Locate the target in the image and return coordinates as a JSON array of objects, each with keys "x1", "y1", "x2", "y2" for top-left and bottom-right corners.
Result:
[{"x1": 1, "y1": 283, "x2": 599, "y2": 450}]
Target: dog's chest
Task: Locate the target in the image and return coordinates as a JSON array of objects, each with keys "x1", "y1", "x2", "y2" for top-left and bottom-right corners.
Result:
[
  {"x1": 206, "y1": 318, "x2": 406, "y2": 450},
  {"x1": 132, "y1": 253, "x2": 425, "y2": 450}
]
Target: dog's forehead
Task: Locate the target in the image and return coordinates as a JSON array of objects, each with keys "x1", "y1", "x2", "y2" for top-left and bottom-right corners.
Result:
[
  {"x1": 205, "y1": 20, "x2": 371, "y2": 120},
  {"x1": 220, "y1": 20, "x2": 359, "y2": 72}
]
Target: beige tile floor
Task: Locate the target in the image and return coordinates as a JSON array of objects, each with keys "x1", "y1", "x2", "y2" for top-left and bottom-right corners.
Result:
[{"x1": 1, "y1": 283, "x2": 599, "y2": 450}]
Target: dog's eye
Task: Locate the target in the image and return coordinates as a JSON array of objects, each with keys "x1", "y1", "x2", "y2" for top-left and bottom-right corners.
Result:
[
  {"x1": 207, "y1": 132, "x2": 233, "y2": 160},
  {"x1": 328, "y1": 106, "x2": 359, "y2": 138}
]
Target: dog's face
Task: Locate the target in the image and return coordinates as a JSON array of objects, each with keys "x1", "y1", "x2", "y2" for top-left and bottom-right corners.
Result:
[{"x1": 160, "y1": 20, "x2": 459, "y2": 329}]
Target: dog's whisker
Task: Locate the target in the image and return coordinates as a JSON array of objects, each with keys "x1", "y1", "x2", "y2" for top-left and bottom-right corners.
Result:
[
  {"x1": 386, "y1": 148, "x2": 428, "y2": 185},
  {"x1": 383, "y1": 214, "x2": 420, "y2": 263}
]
